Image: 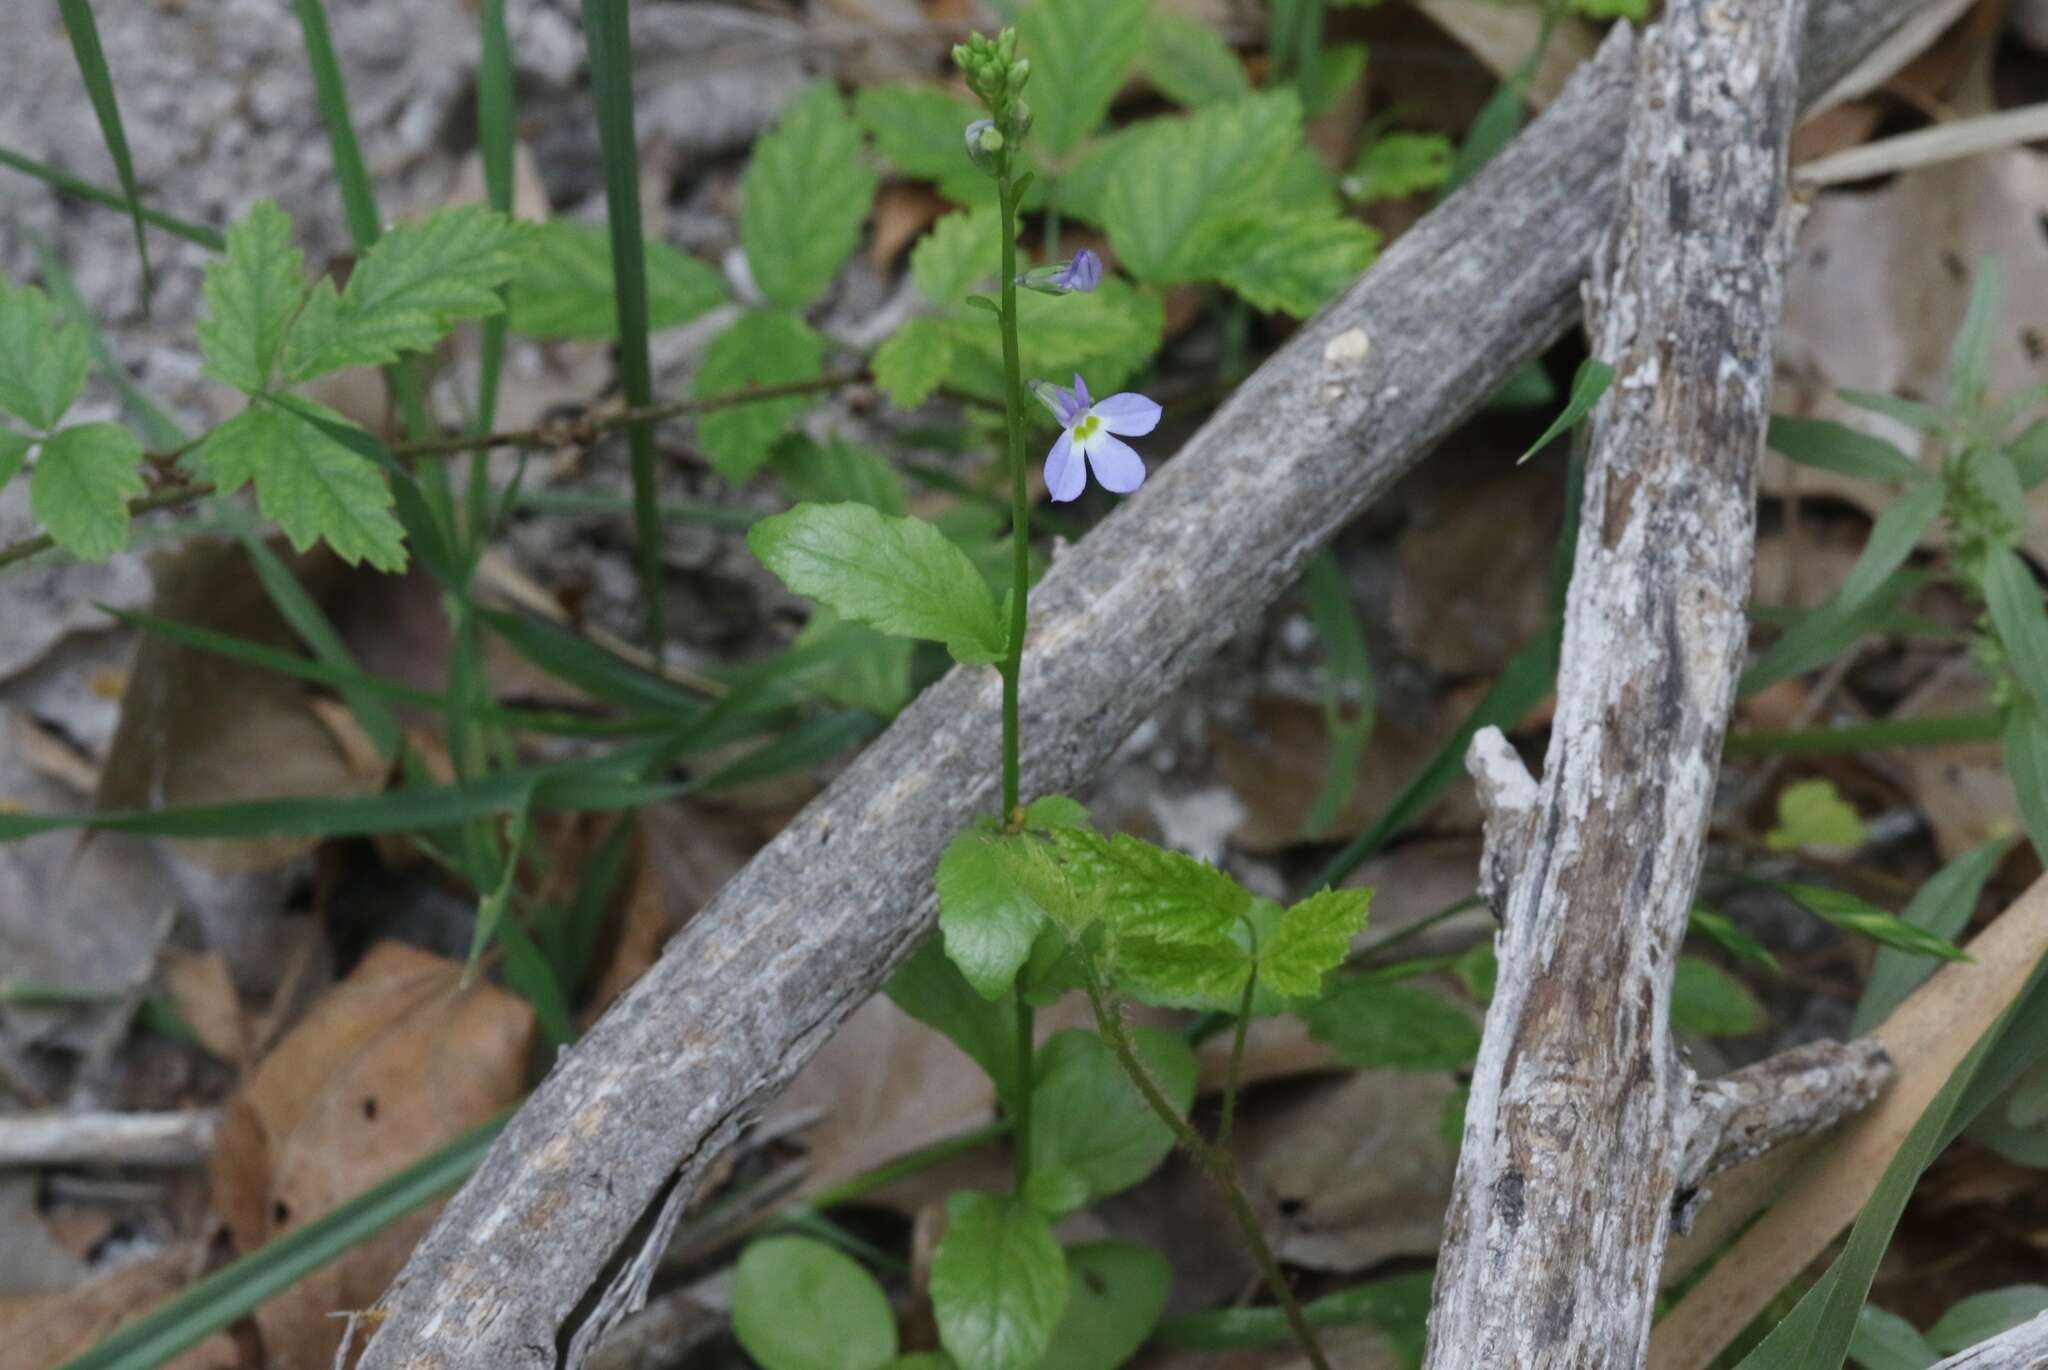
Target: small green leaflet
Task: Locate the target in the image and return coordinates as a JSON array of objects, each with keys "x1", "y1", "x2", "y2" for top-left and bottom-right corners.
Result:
[
  {"x1": 1855, "y1": 836, "x2": 2008, "y2": 1034},
  {"x1": 190, "y1": 400, "x2": 407, "y2": 570},
  {"x1": 282, "y1": 204, "x2": 521, "y2": 382},
  {"x1": 196, "y1": 200, "x2": 306, "y2": 393},
  {"x1": 731, "y1": 1236, "x2": 899, "y2": 1370},
  {"x1": 854, "y1": 83, "x2": 1012, "y2": 206},
  {"x1": 1204, "y1": 214, "x2": 1380, "y2": 319},
  {"x1": 748, "y1": 501, "x2": 1006, "y2": 664},
  {"x1": 1983, "y1": 546, "x2": 2048, "y2": 710},
  {"x1": 742, "y1": 83, "x2": 877, "y2": 309},
  {"x1": 873, "y1": 317, "x2": 955, "y2": 409},
  {"x1": 1671, "y1": 957, "x2": 1765, "y2": 1037},
  {"x1": 692, "y1": 310, "x2": 825, "y2": 480},
  {"x1": 1301, "y1": 979, "x2": 1480, "y2": 1071},
  {"x1": 912, "y1": 206, "x2": 1005, "y2": 307},
  {"x1": 1778, "y1": 884, "x2": 1970, "y2": 962},
  {"x1": 1925, "y1": 1285, "x2": 2048, "y2": 1355},
  {"x1": 1018, "y1": 0, "x2": 1149, "y2": 156},
  {"x1": 1029, "y1": 1242, "x2": 1172, "y2": 1370},
  {"x1": 1516, "y1": 358, "x2": 1614, "y2": 464},
  {"x1": 1848, "y1": 1305, "x2": 1938, "y2": 1370},
  {"x1": 30, "y1": 422, "x2": 144, "y2": 559},
  {"x1": 1766, "y1": 415, "x2": 1924, "y2": 485},
  {"x1": 1945, "y1": 257, "x2": 2002, "y2": 413},
  {"x1": 0, "y1": 280, "x2": 91, "y2": 431},
  {"x1": 0, "y1": 430, "x2": 30, "y2": 491},
  {"x1": 1261, "y1": 887, "x2": 1372, "y2": 997},
  {"x1": 1346, "y1": 132, "x2": 1453, "y2": 204},
  {"x1": 1764, "y1": 777, "x2": 1865, "y2": 853},
  {"x1": 939, "y1": 826, "x2": 1051, "y2": 1000},
  {"x1": 1141, "y1": 13, "x2": 1251, "y2": 108},
  {"x1": 2004, "y1": 703, "x2": 2048, "y2": 864},
  {"x1": 505, "y1": 219, "x2": 726, "y2": 340},
  {"x1": 929, "y1": 1192, "x2": 1069, "y2": 1370},
  {"x1": 1029, "y1": 1027, "x2": 1196, "y2": 1210},
  {"x1": 1838, "y1": 387, "x2": 1944, "y2": 433}
]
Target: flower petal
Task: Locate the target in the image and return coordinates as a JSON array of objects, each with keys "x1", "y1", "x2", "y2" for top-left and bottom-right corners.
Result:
[
  {"x1": 1045, "y1": 428, "x2": 1086, "y2": 502},
  {"x1": 1072, "y1": 372, "x2": 1092, "y2": 411},
  {"x1": 1091, "y1": 392, "x2": 1161, "y2": 437},
  {"x1": 1084, "y1": 432, "x2": 1146, "y2": 494}
]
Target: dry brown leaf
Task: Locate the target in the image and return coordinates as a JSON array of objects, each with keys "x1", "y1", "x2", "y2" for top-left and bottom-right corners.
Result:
[
  {"x1": 0, "y1": 1242, "x2": 238, "y2": 1370},
  {"x1": 872, "y1": 183, "x2": 950, "y2": 270},
  {"x1": 161, "y1": 947, "x2": 249, "y2": 1067},
  {"x1": 210, "y1": 941, "x2": 532, "y2": 1369},
  {"x1": 97, "y1": 538, "x2": 373, "y2": 874}
]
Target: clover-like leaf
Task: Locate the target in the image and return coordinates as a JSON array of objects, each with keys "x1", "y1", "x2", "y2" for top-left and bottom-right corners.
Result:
[
  {"x1": 732, "y1": 1236, "x2": 898, "y2": 1370},
  {"x1": 190, "y1": 401, "x2": 406, "y2": 570},
  {"x1": 873, "y1": 317, "x2": 955, "y2": 410},
  {"x1": 30, "y1": 422, "x2": 144, "y2": 559},
  {"x1": 0, "y1": 281, "x2": 90, "y2": 430},
  {"x1": 692, "y1": 310, "x2": 826, "y2": 481},
  {"x1": 197, "y1": 199, "x2": 308, "y2": 394},
  {"x1": 742, "y1": 83, "x2": 877, "y2": 309},
  {"x1": 930, "y1": 1193, "x2": 1068, "y2": 1370}
]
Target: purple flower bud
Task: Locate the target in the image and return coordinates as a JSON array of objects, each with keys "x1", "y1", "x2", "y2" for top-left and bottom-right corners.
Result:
[{"x1": 1017, "y1": 248, "x2": 1104, "y2": 296}]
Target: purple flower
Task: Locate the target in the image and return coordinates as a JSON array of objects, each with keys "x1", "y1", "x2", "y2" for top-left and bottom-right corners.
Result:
[
  {"x1": 1017, "y1": 248, "x2": 1103, "y2": 295},
  {"x1": 1033, "y1": 373, "x2": 1160, "y2": 502}
]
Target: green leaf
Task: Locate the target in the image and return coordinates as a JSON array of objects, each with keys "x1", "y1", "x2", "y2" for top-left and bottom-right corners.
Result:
[
  {"x1": 1301, "y1": 979, "x2": 1479, "y2": 1070},
  {"x1": 283, "y1": 205, "x2": 521, "y2": 381},
  {"x1": 1855, "y1": 836, "x2": 2008, "y2": 1033},
  {"x1": 1022, "y1": 1166, "x2": 1091, "y2": 1216},
  {"x1": 913, "y1": 206, "x2": 1006, "y2": 307},
  {"x1": 1114, "y1": 932, "x2": 1255, "y2": 1011},
  {"x1": 190, "y1": 401, "x2": 406, "y2": 570},
  {"x1": 2008, "y1": 419, "x2": 2048, "y2": 490},
  {"x1": 887, "y1": 937, "x2": 1022, "y2": 1105},
  {"x1": 1026, "y1": 1241, "x2": 1171, "y2": 1370},
  {"x1": 732, "y1": 1236, "x2": 898, "y2": 1370},
  {"x1": 1019, "y1": 0, "x2": 1149, "y2": 156},
  {"x1": 1346, "y1": 132, "x2": 1453, "y2": 203},
  {"x1": 749, "y1": 502, "x2": 1006, "y2": 664},
  {"x1": 1085, "y1": 831, "x2": 1250, "y2": 946},
  {"x1": 874, "y1": 317, "x2": 955, "y2": 409},
  {"x1": 1161, "y1": 1269, "x2": 1435, "y2": 1360},
  {"x1": 939, "y1": 827, "x2": 1051, "y2": 1000},
  {"x1": 1946, "y1": 257, "x2": 2002, "y2": 412},
  {"x1": 56, "y1": 0, "x2": 153, "y2": 295},
  {"x1": 505, "y1": 219, "x2": 726, "y2": 340},
  {"x1": 1780, "y1": 884, "x2": 1970, "y2": 962},
  {"x1": 1925, "y1": 1286, "x2": 2048, "y2": 1356},
  {"x1": 1447, "y1": 81, "x2": 1525, "y2": 190},
  {"x1": 1453, "y1": 941, "x2": 1497, "y2": 1004},
  {"x1": 1517, "y1": 358, "x2": 1615, "y2": 464},
  {"x1": 0, "y1": 281, "x2": 90, "y2": 430},
  {"x1": 1029, "y1": 1028, "x2": 1195, "y2": 1209},
  {"x1": 30, "y1": 421, "x2": 143, "y2": 558},
  {"x1": 1849, "y1": 1305, "x2": 1938, "y2": 1370},
  {"x1": 947, "y1": 278, "x2": 1162, "y2": 398},
  {"x1": 1765, "y1": 777, "x2": 1866, "y2": 852},
  {"x1": 1263, "y1": 887, "x2": 1372, "y2": 996},
  {"x1": 197, "y1": 200, "x2": 308, "y2": 394},
  {"x1": 855, "y1": 83, "x2": 993, "y2": 204},
  {"x1": 692, "y1": 310, "x2": 826, "y2": 480},
  {"x1": 2006, "y1": 703, "x2": 2048, "y2": 864},
  {"x1": 1985, "y1": 546, "x2": 2048, "y2": 709},
  {"x1": 790, "y1": 609, "x2": 915, "y2": 717},
  {"x1": 1689, "y1": 907, "x2": 1781, "y2": 973},
  {"x1": 930, "y1": 1193, "x2": 1069, "y2": 1370},
  {"x1": 1142, "y1": 13, "x2": 1250, "y2": 107},
  {"x1": 1097, "y1": 91, "x2": 1302, "y2": 284},
  {"x1": 1742, "y1": 568, "x2": 1930, "y2": 698},
  {"x1": 1206, "y1": 212, "x2": 1380, "y2": 317},
  {"x1": 742, "y1": 83, "x2": 877, "y2": 309},
  {"x1": 1839, "y1": 388, "x2": 1944, "y2": 433},
  {"x1": 0, "y1": 429, "x2": 30, "y2": 490},
  {"x1": 774, "y1": 435, "x2": 907, "y2": 514},
  {"x1": 1671, "y1": 957, "x2": 1765, "y2": 1037},
  {"x1": 1301, "y1": 43, "x2": 1368, "y2": 118},
  {"x1": 1768, "y1": 416, "x2": 1924, "y2": 485}
]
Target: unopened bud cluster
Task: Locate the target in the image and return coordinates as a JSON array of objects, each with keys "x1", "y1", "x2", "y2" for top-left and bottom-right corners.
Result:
[{"x1": 953, "y1": 28, "x2": 1032, "y2": 174}]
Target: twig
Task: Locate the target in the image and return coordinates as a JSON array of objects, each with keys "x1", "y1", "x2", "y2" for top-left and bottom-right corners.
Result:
[
  {"x1": 1797, "y1": 102, "x2": 2048, "y2": 186},
  {"x1": 0, "y1": 1108, "x2": 219, "y2": 1167},
  {"x1": 1929, "y1": 1310, "x2": 2048, "y2": 1369},
  {"x1": 1424, "y1": 1, "x2": 1807, "y2": 1363},
  {"x1": 353, "y1": 5, "x2": 1937, "y2": 1364}
]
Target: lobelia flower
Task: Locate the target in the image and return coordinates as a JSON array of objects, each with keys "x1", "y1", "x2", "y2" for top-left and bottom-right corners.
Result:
[
  {"x1": 1017, "y1": 248, "x2": 1103, "y2": 295},
  {"x1": 1033, "y1": 373, "x2": 1161, "y2": 502}
]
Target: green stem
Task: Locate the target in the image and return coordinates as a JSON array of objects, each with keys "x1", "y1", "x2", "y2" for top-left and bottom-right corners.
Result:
[
  {"x1": 997, "y1": 168, "x2": 1030, "y2": 820},
  {"x1": 1012, "y1": 994, "x2": 1035, "y2": 1191},
  {"x1": 1083, "y1": 973, "x2": 1330, "y2": 1370},
  {"x1": 1218, "y1": 962, "x2": 1257, "y2": 1149},
  {"x1": 805, "y1": 1120, "x2": 1011, "y2": 1211}
]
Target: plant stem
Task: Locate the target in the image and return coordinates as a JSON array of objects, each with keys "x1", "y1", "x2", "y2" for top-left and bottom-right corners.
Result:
[
  {"x1": 1723, "y1": 711, "x2": 2001, "y2": 755},
  {"x1": 993, "y1": 155, "x2": 1038, "y2": 1192},
  {"x1": 1083, "y1": 974, "x2": 1330, "y2": 1370},
  {"x1": 1218, "y1": 963, "x2": 1257, "y2": 1149}
]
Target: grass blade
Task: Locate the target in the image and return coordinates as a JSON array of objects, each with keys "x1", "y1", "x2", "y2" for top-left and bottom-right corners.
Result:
[
  {"x1": 471, "y1": 0, "x2": 517, "y2": 540},
  {"x1": 580, "y1": 0, "x2": 666, "y2": 663},
  {"x1": 0, "y1": 145, "x2": 222, "y2": 251},
  {"x1": 56, "y1": 1115, "x2": 507, "y2": 1370},
  {"x1": 54, "y1": 0, "x2": 153, "y2": 298}
]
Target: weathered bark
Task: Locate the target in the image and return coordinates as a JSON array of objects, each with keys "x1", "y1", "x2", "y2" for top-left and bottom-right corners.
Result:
[
  {"x1": 1422, "y1": 1, "x2": 1806, "y2": 1365},
  {"x1": 1931, "y1": 1312, "x2": 2048, "y2": 1369},
  {"x1": 359, "y1": 3, "x2": 1928, "y2": 1363},
  {"x1": 1674, "y1": 1038, "x2": 1890, "y2": 1199}
]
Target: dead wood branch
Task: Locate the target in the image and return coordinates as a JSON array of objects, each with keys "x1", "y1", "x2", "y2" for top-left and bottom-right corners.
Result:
[
  {"x1": 357, "y1": 3, "x2": 1933, "y2": 1364},
  {"x1": 1930, "y1": 1311, "x2": 2048, "y2": 1369},
  {"x1": 0, "y1": 1108, "x2": 218, "y2": 1167},
  {"x1": 1676, "y1": 1037, "x2": 1891, "y2": 1199},
  {"x1": 1422, "y1": 0, "x2": 1807, "y2": 1363}
]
